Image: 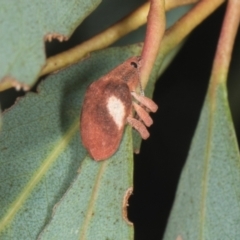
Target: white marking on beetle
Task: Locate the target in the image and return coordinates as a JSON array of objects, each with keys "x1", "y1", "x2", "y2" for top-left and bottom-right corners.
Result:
[{"x1": 107, "y1": 96, "x2": 125, "y2": 129}]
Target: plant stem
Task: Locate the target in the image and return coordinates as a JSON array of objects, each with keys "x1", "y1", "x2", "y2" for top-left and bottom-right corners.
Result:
[
  {"x1": 140, "y1": 0, "x2": 166, "y2": 89},
  {"x1": 160, "y1": 0, "x2": 225, "y2": 56},
  {"x1": 210, "y1": 0, "x2": 240, "y2": 88},
  {"x1": 41, "y1": 0, "x2": 224, "y2": 87},
  {"x1": 142, "y1": 0, "x2": 225, "y2": 87},
  {"x1": 40, "y1": 0, "x2": 197, "y2": 78},
  {"x1": 0, "y1": 0, "x2": 225, "y2": 92}
]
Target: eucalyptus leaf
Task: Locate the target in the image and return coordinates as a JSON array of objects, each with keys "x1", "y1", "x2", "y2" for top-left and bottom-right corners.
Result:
[
  {"x1": 0, "y1": 0, "x2": 101, "y2": 88},
  {"x1": 0, "y1": 44, "x2": 163, "y2": 239},
  {"x1": 38, "y1": 128, "x2": 133, "y2": 240},
  {"x1": 164, "y1": 83, "x2": 240, "y2": 239}
]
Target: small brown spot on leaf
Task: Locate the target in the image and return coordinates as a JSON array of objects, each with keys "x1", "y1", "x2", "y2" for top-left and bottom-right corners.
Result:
[
  {"x1": 122, "y1": 187, "x2": 133, "y2": 226},
  {"x1": 176, "y1": 235, "x2": 183, "y2": 240}
]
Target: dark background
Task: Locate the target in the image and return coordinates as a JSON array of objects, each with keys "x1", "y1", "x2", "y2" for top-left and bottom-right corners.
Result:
[
  {"x1": 130, "y1": 2, "x2": 240, "y2": 240},
  {"x1": 1, "y1": 1, "x2": 239, "y2": 239}
]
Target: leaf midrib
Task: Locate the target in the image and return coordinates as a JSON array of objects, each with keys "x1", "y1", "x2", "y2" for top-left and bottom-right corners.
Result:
[
  {"x1": 78, "y1": 160, "x2": 108, "y2": 240},
  {"x1": 199, "y1": 91, "x2": 217, "y2": 240},
  {"x1": 0, "y1": 119, "x2": 79, "y2": 232}
]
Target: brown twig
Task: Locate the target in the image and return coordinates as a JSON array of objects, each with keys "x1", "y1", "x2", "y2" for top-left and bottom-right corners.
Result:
[
  {"x1": 140, "y1": 0, "x2": 166, "y2": 89},
  {"x1": 160, "y1": 0, "x2": 225, "y2": 56},
  {"x1": 40, "y1": 0, "x2": 197, "y2": 78},
  {"x1": 3, "y1": 0, "x2": 227, "y2": 92},
  {"x1": 210, "y1": 0, "x2": 240, "y2": 88}
]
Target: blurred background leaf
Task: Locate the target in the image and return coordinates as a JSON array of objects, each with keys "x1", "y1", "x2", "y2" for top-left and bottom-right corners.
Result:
[
  {"x1": 0, "y1": 0, "x2": 101, "y2": 88},
  {"x1": 163, "y1": 81, "x2": 240, "y2": 239}
]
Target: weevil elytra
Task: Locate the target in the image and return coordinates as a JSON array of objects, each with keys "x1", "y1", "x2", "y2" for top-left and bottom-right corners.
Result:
[{"x1": 80, "y1": 57, "x2": 158, "y2": 161}]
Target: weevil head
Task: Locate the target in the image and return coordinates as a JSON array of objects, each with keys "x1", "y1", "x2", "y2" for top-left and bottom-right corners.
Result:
[
  {"x1": 127, "y1": 57, "x2": 144, "y2": 96},
  {"x1": 113, "y1": 56, "x2": 141, "y2": 92}
]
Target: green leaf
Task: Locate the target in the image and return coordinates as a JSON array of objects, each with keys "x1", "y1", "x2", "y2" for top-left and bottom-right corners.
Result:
[
  {"x1": 0, "y1": 0, "x2": 101, "y2": 88},
  {"x1": 164, "y1": 83, "x2": 240, "y2": 239},
  {"x1": 0, "y1": 44, "x2": 162, "y2": 239},
  {"x1": 38, "y1": 128, "x2": 133, "y2": 240}
]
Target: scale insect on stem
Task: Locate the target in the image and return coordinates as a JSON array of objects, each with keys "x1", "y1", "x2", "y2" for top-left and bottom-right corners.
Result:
[{"x1": 80, "y1": 56, "x2": 158, "y2": 161}]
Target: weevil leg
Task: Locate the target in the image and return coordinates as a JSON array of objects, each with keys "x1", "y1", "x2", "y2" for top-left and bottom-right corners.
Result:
[
  {"x1": 127, "y1": 116, "x2": 150, "y2": 139},
  {"x1": 132, "y1": 102, "x2": 153, "y2": 127},
  {"x1": 131, "y1": 92, "x2": 158, "y2": 112}
]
